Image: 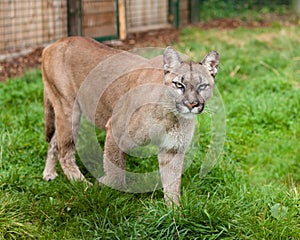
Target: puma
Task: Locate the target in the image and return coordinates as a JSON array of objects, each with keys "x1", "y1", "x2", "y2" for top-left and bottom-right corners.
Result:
[{"x1": 42, "y1": 36, "x2": 219, "y2": 205}]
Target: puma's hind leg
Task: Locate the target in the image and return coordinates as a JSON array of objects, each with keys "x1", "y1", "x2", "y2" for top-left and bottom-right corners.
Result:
[
  {"x1": 43, "y1": 88, "x2": 59, "y2": 181},
  {"x1": 55, "y1": 103, "x2": 86, "y2": 181},
  {"x1": 43, "y1": 91, "x2": 85, "y2": 182},
  {"x1": 43, "y1": 108, "x2": 85, "y2": 181},
  {"x1": 43, "y1": 132, "x2": 59, "y2": 181}
]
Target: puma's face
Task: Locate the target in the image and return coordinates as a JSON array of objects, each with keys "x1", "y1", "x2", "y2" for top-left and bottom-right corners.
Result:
[{"x1": 163, "y1": 47, "x2": 220, "y2": 118}]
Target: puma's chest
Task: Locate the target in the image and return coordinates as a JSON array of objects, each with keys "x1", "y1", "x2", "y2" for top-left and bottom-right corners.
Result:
[
  {"x1": 160, "y1": 130, "x2": 185, "y2": 151},
  {"x1": 128, "y1": 114, "x2": 196, "y2": 151}
]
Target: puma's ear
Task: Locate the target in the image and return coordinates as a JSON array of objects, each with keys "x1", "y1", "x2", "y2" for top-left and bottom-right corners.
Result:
[
  {"x1": 163, "y1": 46, "x2": 183, "y2": 73},
  {"x1": 200, "y1": 50, "x2": 220, "y2": 77}
]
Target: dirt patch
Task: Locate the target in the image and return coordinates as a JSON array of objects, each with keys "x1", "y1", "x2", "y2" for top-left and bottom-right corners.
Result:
[
  {"x1": 196, "y1": 18, "x2": 271, "y2": 29},
  {"x1": 0, "y1": 47, "x2": 44, "y2": 81},
  {"x1": 0, "y1": 16, "x2": 297, "y2": 82}
]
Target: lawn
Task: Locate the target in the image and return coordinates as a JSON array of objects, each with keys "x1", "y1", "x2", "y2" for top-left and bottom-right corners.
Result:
[{"x1": 1, "y1": 23, "x2": 300, "y2": 239}]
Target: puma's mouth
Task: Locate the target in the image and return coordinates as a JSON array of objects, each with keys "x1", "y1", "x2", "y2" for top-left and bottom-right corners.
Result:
[{"x1": 176, "y1": 103, "x2": 204, "y2": 115}]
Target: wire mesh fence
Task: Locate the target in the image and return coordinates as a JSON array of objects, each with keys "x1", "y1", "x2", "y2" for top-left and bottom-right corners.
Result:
[
  {"x1": 0, "y1": 0, "x2": 67, "y2": 54},
  {"x1": 126, "y1": 0, "x2": 170, "y2": 32},
  {"x1": 0, "y1": 0, "x2": 189, "y2": 56}
]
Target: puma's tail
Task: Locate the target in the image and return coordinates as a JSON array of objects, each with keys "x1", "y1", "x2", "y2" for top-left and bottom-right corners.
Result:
[
  {"x1": 44, "y1": 88, "x2": 55, "y2": 142},
  {"x1": 42, "y1": 45, "x2": 56, "y2": 143}
]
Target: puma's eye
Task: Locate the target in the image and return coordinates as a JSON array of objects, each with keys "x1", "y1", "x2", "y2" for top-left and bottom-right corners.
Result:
[
  {"x1": 173, "y1": 81, "x2": 185, "y2": 90},
  {"x1": 198, "y1": 84, "x2": 210, "y2": 91}
]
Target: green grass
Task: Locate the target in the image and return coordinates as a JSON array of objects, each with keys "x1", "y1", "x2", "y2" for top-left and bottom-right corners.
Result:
[
  {"x1": 1, "y1": 23, "x2": 300, "y2": 239},
  {"x1": 199, "y1": 0, "x2": 291, "y2": 22}
]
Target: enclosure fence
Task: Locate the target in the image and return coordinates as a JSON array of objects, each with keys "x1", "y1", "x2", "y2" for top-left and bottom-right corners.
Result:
[
  {"x1": 0, "y1": 0, "x2": 194, "y2": 55},
  {"x1": 0, "y1": 0, "x2": 68, "y2": 54},
  {"x1": 126, "y1": 0, "x2": 169, "y2": 32}
]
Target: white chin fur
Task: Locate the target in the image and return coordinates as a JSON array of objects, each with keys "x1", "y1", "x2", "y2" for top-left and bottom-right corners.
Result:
[
  {"x1": 191, "y1": 107, "x2": 201, "y2": 114},
  {"x1": 180, "y1": 112, "x2": 195, "y2": 119},
  {"x1": 177, "y1": 106, "x2": 201, "y2": 119},
  {"x1": 177, "y1": 108, "x2": 195, "y2": 119}
]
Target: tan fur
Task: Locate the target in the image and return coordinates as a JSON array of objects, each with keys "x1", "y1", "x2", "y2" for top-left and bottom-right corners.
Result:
[{"x1": 42, "y1": 36, "x2": 219, "y2": 205}]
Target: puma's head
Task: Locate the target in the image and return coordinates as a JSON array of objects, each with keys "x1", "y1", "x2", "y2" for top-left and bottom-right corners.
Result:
[{"x1": 163, "y1": 47, "x2": 220, "y2": 118}]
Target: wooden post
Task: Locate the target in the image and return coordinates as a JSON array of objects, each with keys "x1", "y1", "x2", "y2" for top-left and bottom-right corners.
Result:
[
  {"x1": 190, "y1": 0, "x2": 200, "y2": 23},
  {"x1": 118, "y1": 0, "x2": 127, "y2": 40},
  {"x1": 169, "y1": 0, "x2": 180, "y2": 27},
  {"x1": 67, "y1": 0, "x2": 82, "y2": 36}
]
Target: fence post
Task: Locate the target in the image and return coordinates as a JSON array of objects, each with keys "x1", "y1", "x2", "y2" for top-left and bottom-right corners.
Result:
[
  {"x1": 118, "y1": 0, "x2": 127, "y2": 40},
  {"x1": 189, "y1": 0, "x2": 200, "y2": 23},
  {"x1": 169, "y1": 0, "x2": 180, "y2": 27},
  {"x1": 67, "y1": 0, "x2": 82, "y2": 36}
]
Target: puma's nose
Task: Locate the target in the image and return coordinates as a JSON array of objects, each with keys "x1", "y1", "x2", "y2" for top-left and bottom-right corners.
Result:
[{"x1": 184, "y1": 100, "x2": 200, "y2": 110}]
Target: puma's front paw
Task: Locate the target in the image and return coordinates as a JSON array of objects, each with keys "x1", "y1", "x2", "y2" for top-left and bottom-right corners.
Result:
[{"x1": 43, "y1": 171, "x2": 58, "y2": 181}]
